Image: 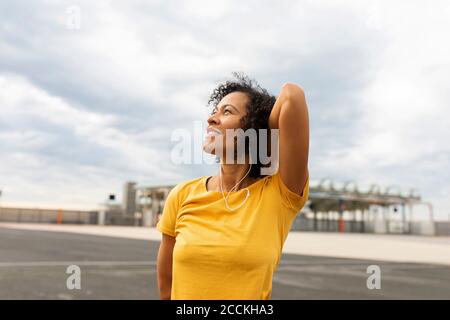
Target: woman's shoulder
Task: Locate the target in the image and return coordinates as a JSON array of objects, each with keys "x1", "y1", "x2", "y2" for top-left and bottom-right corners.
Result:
[{"x1": 169, "y1": 176, "x2": 207, "y2": 197}]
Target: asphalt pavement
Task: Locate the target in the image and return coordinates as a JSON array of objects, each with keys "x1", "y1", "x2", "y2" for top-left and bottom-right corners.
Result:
[{"x1": 1, "y1": 227, "x2": 449, "y2": 299}]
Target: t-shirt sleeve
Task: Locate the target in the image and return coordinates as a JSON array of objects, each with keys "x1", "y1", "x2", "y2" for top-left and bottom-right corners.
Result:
[
  {"x1": 272, "y1": 171, "x2": 309, "y2": 213},
  {"x1": 156, "y1": 184, "x2": 180, "y2": 237}
]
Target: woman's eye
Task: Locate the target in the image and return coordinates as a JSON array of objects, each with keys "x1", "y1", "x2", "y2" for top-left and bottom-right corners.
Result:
[{"x1": 224, "y1": 109, "x2": 231, "y2": 114}]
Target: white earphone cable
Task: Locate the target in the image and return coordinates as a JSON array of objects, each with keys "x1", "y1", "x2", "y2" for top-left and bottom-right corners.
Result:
[{"x1": 219, "y1": 164, "x2": 252, "y2": 211}]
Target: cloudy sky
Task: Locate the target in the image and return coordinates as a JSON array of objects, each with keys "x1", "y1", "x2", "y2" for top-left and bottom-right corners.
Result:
[{"x1": 0, "y1": 0, "x2": 449, "y2": 220}]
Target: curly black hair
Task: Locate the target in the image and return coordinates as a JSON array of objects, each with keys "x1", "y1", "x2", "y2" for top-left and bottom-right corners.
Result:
[{"x1": 207, "y1": 72, "x2": 277, "y2": 178}]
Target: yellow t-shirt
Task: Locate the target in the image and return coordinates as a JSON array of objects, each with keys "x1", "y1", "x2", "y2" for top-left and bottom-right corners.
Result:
[{"x1": 156, "y1": 171, "x2": 309, "y2": 300}]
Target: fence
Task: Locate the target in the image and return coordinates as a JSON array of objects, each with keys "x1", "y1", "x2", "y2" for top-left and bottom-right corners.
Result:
[{"x1": 0, "y1": 207, "x2": 98, "y2": 224}]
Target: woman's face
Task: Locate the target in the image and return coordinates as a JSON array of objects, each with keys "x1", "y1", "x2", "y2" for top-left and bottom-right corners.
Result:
[{"x1": 203, "y1": 91, "x2": 249, "y2": 158}]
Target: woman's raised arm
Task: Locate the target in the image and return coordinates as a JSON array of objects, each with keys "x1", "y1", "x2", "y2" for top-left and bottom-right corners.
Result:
[{"x1": 268, "y1": 83, "x2": 310, "y2": 195}]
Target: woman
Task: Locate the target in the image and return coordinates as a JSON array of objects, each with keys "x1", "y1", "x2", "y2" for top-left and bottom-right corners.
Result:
[{"x1": 156, "y1": 73, "x2": 310, "y2": 300}]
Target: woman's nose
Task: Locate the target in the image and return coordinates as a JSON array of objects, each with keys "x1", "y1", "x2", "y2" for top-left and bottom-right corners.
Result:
[{"x1": 207, "y1": 114, "x2": 219, "y2": 125}]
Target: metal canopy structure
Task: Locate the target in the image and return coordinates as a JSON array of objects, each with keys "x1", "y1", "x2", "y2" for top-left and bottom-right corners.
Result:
[{"x1": 311, "y1": 177, "x2": 433, "y2": 220}]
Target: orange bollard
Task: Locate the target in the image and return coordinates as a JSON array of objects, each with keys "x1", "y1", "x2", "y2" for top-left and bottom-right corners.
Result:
[
  {"x1": 339, "y1": 217, "x2": 345, "y2": 233},
  {"x1": 57, "y1": 209, "x2": 62, "y2": 224},
  {"x1": 338, "y1": 200, "x2": 346, "y2": 233}
]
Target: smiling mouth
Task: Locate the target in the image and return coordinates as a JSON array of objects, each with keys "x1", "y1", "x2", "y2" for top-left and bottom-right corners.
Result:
[{"x1": 206, "y1": 128, "x2": 222, "y2": 136}]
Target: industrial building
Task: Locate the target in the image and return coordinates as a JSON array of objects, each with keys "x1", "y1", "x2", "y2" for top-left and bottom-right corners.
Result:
[{"x1": 128, "y1": 178, "x2": 448, "y2": 236}]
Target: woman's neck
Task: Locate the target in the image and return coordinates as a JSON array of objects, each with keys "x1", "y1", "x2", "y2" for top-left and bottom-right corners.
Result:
[{"x1": 216, "y1": 163, "x2": 253, "y2": 191}]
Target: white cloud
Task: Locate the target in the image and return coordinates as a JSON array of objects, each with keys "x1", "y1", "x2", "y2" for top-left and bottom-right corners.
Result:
[
  {"x1": 313, "y1": 0, "x2": 450, "y2": 219},
  {"x1": 0, "y1": 0, "x2": 449, "y2": 219},
  {"x1": 0, "y1": 73, "x2": 180, "y2": 209}
]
